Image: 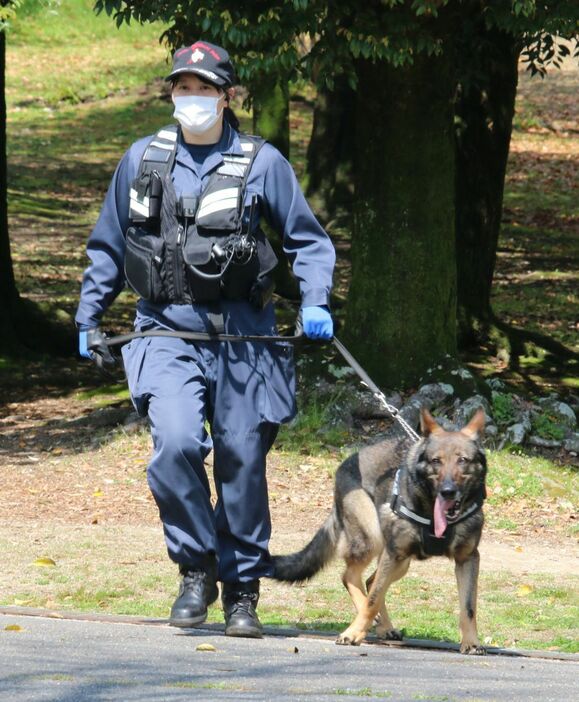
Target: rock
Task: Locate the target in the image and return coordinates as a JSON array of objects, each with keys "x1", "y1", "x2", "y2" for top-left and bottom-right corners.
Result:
[
  {"x1": 453, "y1": 395, "x2": 492, "y2": 427},
  {"x1": 83, "y1": 406, "x2": 132, "y2": 429},
  {"x1": 122, "y1": 412, "x2": 148, "y2": 433},
  {"x1": 502, "y1": 423, "x2": 527, "y2": 446},
  {"x1": 564, "y1": 433, "x2": 579, "y2": 453},
  {"x1": 536, "y1": 400, "x2": 577, "y2": 429},
  {"x1": 485, "y1": 378, "x2": 506, "y2": 392},
  {"x1": 419, "y1": 355, "x2": 491, "y2": 400},
  {"x1": 516, "y1": 410, "x2": 533, "y2": 433},
  {"x1": 349, "y1": 389, "x2": 403, "y2": 420},
  {"x1": 416, "y1": 383, "x2": 455, "y2": 405},
  {"x1": 528, "y1": 436, "x2": 563, "y2": 449}
]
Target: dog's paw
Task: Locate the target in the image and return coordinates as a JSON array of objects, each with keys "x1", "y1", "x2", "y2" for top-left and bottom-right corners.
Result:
[
  {"x1": 336, "y1": 628, "x2": 366, "y2": 646},
  {"x1": 375, "y1": 626, "x2": 403, "y2": 641},
  {"x1": 460, "y1": 642, "x2": 486, "y2": 655}
]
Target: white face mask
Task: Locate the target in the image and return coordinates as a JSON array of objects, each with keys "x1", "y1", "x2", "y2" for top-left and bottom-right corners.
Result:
[{"x1": 172, "y1": 95, "x2": 224, "y2": 134}]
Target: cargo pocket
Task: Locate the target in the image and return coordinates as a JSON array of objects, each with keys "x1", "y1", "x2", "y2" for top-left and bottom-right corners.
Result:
[
  {"x1": 124, "y1": 227, "x2": 166, "y2": 301},
  {"x1": 258, "y1": 342, "x2": 296, "y2": 424},
  {"x1": 121, "y1": 337, "x2": 152, "y2": 417}
]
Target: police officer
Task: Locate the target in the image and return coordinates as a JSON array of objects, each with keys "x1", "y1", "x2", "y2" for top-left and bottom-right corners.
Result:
[{"x1": 76, "y1": 41, "x2": 335, "y2": 639}]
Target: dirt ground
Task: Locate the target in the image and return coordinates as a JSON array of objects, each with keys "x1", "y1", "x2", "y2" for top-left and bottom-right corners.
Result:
[{"x1": 0, "y1": 387, "x2": 577, "y2": 581}]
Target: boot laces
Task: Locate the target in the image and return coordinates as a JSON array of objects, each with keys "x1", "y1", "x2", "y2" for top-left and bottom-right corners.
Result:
[
  {"x1": 228, "y1": 591, "x2": 258, "y2": 615},
  {"x1": 181, "y1": 569, "x2": 206, "y2": 592}
]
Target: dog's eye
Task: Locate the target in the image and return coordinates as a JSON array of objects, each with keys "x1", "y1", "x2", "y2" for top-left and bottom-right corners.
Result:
[
  {"x1": 457, "y1": 456, "x2": 467, "y2": 464},
  {"x1": 431, "y1": 457, "x2": 442, "y2": 465}
]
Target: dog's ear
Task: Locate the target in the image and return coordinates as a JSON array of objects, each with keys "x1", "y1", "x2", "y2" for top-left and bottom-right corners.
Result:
[
  {"x1": 420, "y1": 408, "x2": 443, "y2": 437},
  {"x1": 461, "y1": 408, "x2": 486, "y2": 440}
]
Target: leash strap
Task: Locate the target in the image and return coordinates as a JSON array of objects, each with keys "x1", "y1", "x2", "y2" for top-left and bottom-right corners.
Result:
[
  {"x1": 103, "y1": 329, "x2": 303, "y2": 346},
  {"x1": 332, "y1": 338, "x2": 420, "y2": 442},
  {"x1": 101, "y1": 330, "x2": 419, "y2": 440}
]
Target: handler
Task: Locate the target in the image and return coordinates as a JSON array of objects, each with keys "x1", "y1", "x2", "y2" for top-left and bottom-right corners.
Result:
[{"x1": 75, "y1": 41, "x2": 335, "y2": 639}]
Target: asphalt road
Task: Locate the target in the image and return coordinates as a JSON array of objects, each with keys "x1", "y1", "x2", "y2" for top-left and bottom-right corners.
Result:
[{"x1": 1, "y1": 611, "x2": 577, "y2": 701}]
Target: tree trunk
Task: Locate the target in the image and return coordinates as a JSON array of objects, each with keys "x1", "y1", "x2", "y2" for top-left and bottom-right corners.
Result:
[
  {"x1": 0, "y1": 30, "x2": 20, "y2": 347},
  {"x1": 305, "y1": 78, "x2": 355, "y2": 220},
  {"x1": 454, "y1": 28, "x2": 519, "y2": 347},
  {"x1": 345, "y1": 53, "x2": 457, "y2": 388},
  {"x1": 252, "y1": 79, "x2": 290, "y2": 158},
  {"x1": 252, "y1": 79, "x2": 300, "y2": 300}
]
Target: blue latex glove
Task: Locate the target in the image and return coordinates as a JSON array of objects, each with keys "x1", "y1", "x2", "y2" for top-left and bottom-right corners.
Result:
[
  {"x1": 78, "y1": 327, "x2": 116, "y2": 368},
  {"x1": 302, "y1": 306, "x2": 334, "y2": 340},
  {"x1": 78, "y1": 329, "x2": 92, "y2": 359}
]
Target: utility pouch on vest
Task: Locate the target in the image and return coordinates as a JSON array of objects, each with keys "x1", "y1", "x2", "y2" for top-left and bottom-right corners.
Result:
[
  {"x1": 124, "y1": 226, "x2": 167, "y2": 301},
  {"x1": 195, "y1": 176, "x2": 242, "y2": 232},
  {"x1": 248, "y1": 233, "x2": 279, "y2": 308},
  {"x1": 181, "y1": 225, "x2": 222, "y2": 302}
]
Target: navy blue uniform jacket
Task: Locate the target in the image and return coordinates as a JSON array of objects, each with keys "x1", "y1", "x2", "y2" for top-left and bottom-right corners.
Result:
[{"x1": 76, "y1": 121, "x2": 336, "y2": 336}]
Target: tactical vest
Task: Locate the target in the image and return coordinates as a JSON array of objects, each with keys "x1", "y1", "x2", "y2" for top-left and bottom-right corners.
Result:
[{"x1": 123, "y1": 125, "x2": 278, "y2": 308}]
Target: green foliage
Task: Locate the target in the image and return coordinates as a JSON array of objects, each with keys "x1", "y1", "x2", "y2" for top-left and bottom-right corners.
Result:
[
  {"x1": 93, "y1": 0, "x2": 579, "y2": 89},
  {"x1": 0, "y1": 0, "x2": 22, "y2": 32},
  {"x1": 491, "y1": 391, "x2": 517, "y2": 426},
  {"x1": 275, "y1": 391, "x2": 351, "y2": 455},
  {"x1": 531, "y1": 412, "x2": 567, "y2": 441}
]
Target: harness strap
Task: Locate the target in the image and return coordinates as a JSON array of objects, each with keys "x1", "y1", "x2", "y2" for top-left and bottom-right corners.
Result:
[
  {"x1": 390, "y1": 468, "x2": 485, "y2": 532},
  {"x1": 130, "y1": 125, "x2": 178, "y2": 222}
]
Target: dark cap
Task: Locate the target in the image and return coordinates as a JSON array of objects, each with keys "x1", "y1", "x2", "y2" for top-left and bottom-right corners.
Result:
[{"x1": 166, "y1": 41, "x2": 236, "y2": 87}]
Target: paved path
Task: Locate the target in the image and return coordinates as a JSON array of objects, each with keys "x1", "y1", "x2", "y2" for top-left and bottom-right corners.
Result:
[{"x1": 1, "y1": 611, "x2": 577, "y2": 701}]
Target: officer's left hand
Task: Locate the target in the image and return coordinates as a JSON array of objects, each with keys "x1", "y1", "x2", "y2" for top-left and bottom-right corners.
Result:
[{"x1": 302, "y1": 305, "x2": 334, "y2": 340}]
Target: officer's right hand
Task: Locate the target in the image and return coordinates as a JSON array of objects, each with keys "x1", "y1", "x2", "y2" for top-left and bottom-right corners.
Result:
[
  {"x1": 78, "y1": 327, "x2": 116, "y2": 369},
  {"x1": 302, "y1": 305, "x2": 334, "y2": 340}
]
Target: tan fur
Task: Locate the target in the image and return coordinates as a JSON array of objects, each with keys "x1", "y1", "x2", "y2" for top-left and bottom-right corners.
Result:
[{"x1": 272, "y1": 408, "x2": 488, "y2": 655}]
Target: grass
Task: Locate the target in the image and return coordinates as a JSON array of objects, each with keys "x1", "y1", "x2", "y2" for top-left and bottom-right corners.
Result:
[{"x1": 7, "y1": 0, "x2": 169, "y2": 106}]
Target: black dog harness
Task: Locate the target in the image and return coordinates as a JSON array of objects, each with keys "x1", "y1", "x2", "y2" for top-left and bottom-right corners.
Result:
[{"x1": 389, "y1": 467, "x2": 486, "y2": 556}]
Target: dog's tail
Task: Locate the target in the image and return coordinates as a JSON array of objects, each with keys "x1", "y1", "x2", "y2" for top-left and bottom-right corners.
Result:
[{"x1": 271, "y1": 510, "x2": 339, "y2": 582}]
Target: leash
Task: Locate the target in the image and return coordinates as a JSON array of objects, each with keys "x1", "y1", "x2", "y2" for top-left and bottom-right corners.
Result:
[
  {"x1": 102, "y1": 329, "x2": 420, "y2": 442},
  {"x1": 332, "y1": 338, "x2": 420, "y2": 442}
]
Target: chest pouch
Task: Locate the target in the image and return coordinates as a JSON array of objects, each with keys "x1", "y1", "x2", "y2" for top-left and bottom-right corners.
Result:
[
  {"x1": 195, "y1": 176, "x2": 242, "y2": 232},
  {"x1": 124, "y1": 225, "x2": 168, "y2": 302}
]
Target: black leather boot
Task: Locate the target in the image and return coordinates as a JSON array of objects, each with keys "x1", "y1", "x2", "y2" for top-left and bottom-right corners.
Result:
[
  {"x1": 169, "y1": 560, "x2": 218, "y2": 627},
  {"x1": 222, "y1": 580, "x2": 263, "y2": 638}
]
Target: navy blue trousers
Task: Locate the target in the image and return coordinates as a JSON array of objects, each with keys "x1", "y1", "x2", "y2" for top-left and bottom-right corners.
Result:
[{"x1": 122, "y1": 332, "x2": 295, "y2": 583}]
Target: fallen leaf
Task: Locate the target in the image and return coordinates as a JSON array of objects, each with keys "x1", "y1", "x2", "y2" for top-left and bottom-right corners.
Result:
[
  {"x1": 33, "y1": 557, "x2": 56, "y2": 567},
  {"x1": 196, "y1": 643, "x2": 217, "y2": 652},
  {"x1": 4, "y1": 624, "x2": 23, "y2": 631},
  {"x1": 93, "y1": 489, "x2": 104, "y2": 497},
  {"x1": 517, "y1": 584, "x2": 534, "y2": 597}
]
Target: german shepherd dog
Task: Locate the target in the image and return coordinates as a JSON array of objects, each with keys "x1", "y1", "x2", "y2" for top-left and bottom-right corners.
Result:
[{"x1": 272, "y1": 409, "x2": 487, "y2": 654}]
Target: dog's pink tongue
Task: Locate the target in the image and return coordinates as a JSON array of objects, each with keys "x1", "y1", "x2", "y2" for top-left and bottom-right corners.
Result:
[{"x1": 434, "y1": 495, "x2": 453, "y2": 538}]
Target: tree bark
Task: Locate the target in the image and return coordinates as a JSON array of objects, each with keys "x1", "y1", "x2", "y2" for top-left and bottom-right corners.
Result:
[
  {"x1": 252, "y1": 79, "x2": 290, "y2": 157},
  {"x1": 305, "y1": 78, "x2": 355, "y2": 220},
  {"x1": 454, "y1": 28, "x2": 519, "y2": 347},
  {"x1": 0, "y1": 30, "x2": 20, "y2": 347},
  {"x1": 345, "y1": 53, "x2": 457, "y2": 388},
  {"x1": 252, "y1": 79, "x2": 300, "y2": 300}
]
